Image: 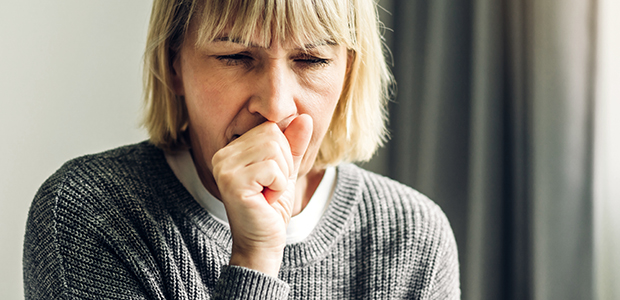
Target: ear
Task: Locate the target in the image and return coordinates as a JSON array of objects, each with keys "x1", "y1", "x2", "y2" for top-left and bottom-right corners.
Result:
[{"x1": 170, "y1": 52, "x2": 185, "y2": 96}]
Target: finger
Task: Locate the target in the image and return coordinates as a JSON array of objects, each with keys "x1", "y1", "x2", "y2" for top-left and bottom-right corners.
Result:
[
  {"x1": 214, "y1": 158, "x2": 286, "y2": 204},
  {"x1": 283, "y1": 114, "x2": 313, "y2": 176},
  {"x1": 214, "y1": 128, "x2": 292, "y2": 178},
  {"x1": 245, "y1": 160, "x2": 287, "y2": 201},
  {"x1": 262, "y1": 187, "x2": 285, "y2": 205},
  {"x1": 232, "y1": 140, "x2": 291, "y2": 178},
  {"x1": 234, "y1": 122, "x2": 294, "y2": 177}
]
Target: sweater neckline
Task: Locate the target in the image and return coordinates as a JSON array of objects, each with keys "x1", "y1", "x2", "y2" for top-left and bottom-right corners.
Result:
[
  {"x1": 280, "y1": 163, "x2": 362, "y2": 269},
  {"x1": 149, "y1": 144, "x2": 363, "y2": 268}
]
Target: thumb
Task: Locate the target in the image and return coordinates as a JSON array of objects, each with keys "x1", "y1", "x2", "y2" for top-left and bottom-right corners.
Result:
[{"x1": 283, "y1": 114, "x2": 313, "y2": 177}]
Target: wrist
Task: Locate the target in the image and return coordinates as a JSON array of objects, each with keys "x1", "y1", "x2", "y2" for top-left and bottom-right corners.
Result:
[{"x1": 229, "y1": 245, "x2": 284, "y2": 277}]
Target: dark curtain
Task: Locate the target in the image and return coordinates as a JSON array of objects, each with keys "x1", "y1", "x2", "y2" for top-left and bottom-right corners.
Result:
[{"x1": 364, "y1": 0, "x2": 597, "y2": 299}]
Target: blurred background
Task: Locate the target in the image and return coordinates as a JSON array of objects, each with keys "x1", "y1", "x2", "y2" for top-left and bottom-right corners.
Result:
[
  {"x1": 367, "y1": 0, "x2": 620, "y2": 299},
  {"x1": 1, "y1": 0, "x2": 618, "y2": 299}
]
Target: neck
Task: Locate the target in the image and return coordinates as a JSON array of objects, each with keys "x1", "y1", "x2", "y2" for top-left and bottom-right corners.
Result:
[{"x1": 293, "y1": 167, "x2": 325, "y2": 216}]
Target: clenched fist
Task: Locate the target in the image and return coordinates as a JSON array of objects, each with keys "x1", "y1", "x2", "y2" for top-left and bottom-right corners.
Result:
[{"x1": 211, "y1": 114, "x2": 313, "y2": 276}]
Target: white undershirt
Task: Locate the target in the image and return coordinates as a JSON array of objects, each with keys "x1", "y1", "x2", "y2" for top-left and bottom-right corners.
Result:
[{"x1": 165, "y1": 149, "x2": 336, "y2": 244}]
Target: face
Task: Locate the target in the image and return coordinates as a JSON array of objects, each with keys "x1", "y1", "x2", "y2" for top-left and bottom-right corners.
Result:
[{"x1": 172, "y1": 27, "x2": 349, "y2": 182}]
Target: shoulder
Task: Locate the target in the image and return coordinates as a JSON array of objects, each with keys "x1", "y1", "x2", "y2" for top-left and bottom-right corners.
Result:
[
  {"x1": 335, "y1": 163, "x2": 457, "y2": 263},
  {"x1": 45, "y1": 141, "x2": 166, "y2": 192},
  {"x1": 28, "y1": 141, "x2": 173, "y2": 226},
  {"x1": 336, "y1": 163, "x2": 450, "y2": 227},
  {"x1": 57, "y1": 140, "x2": 165, "y2": 179},
  {"x1": 24, "y1": 141, "x2": 174, "y2": 299},
  {"x1": 25, "y1": 141, "x2": 176, "y2": 255},
  {"x1": 335, "y1": 163, "x2": 460, "y2": 297}
]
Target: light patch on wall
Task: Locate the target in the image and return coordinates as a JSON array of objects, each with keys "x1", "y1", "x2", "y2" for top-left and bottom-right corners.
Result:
[{"x1": 594, "y1": 0, "x2": 620, "y2": 299}]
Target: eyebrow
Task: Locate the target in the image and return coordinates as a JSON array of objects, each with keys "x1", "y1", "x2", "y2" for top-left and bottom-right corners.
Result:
[{"x1": 214, "y1": 36, "x2": 337, "y2": 50}]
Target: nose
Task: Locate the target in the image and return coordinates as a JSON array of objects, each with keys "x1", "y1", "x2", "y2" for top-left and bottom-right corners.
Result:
[{"x1": 247, "y1": 59, "x2": 297, "y2": 128}]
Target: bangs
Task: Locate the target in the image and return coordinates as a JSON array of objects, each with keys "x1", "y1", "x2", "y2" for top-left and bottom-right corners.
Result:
[{"x1": 194, "y1": 0, "x2": 356, "y2": 49}]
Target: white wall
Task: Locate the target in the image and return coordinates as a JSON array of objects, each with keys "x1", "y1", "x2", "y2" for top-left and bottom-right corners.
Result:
[
  {"x1": 0, "y1": 1, "x2": 151, "y2": 298},
  {"x1": 594, "y1": 0, "x2": 620, "y2": 299}
]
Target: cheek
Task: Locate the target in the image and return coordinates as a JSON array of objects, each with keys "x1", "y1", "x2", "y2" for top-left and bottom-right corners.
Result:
[
  {"x1": 185, "y1": 61, "x2": 255, "y2": 125},
  {"x1": 186, "y1": 72, "x2": 237, "y2": 117},
  {"x1": 184, "y1": 73, "x2": 248, "y2": 166},
  {"x1": 306, "y1": 66, "x2": 347, "y2": 133},
  {"x1": 300, "y1": 66, "x2": 347, "y2": 164},
  {"x1": 185, "y1": 83, "x2": 225, "y2": 138}
]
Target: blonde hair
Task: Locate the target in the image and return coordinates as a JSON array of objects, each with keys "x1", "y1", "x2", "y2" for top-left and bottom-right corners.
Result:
[{"x1": 143, "y1": 0, "x2": 393, "y2": 165}]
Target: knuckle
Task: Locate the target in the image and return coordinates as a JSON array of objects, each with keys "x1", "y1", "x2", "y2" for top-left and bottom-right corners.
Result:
[
  {"x1": 216, "y1": 169, "x2": 236, "y2": 186},
  {"x1": 266, "y1": 159, "x2": 280, "y2": 171},
  {"x1": 265, "y1": 140, "x2": 281, "y2": 154},
  {"x1": 265, "y1": 122, "x2": 281, "y2": 135},
  {"x1": 212, "y1": 157, "x2": 226, "y2": 177},
  {"x1": 212, "y1": 149, "x2": 226, "y2": 165}
]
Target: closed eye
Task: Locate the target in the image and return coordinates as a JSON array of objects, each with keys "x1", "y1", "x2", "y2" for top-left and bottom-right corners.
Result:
[
  {"x1": 294, "y1": 54, "x2": 330, "y2": 67},
  {"x1": 216, "y1": 53, "x2": 253, "y2": 67}
]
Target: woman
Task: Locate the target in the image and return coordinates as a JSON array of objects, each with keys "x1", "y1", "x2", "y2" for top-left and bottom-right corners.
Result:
[{"x1": 24, "y1": 0, "x2": 460, "y2": 299}]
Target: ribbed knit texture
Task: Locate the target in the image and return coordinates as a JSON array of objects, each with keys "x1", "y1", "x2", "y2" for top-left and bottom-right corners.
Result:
[{"x1": 23, "y1": 141, "x2": 460, "y2": 299}]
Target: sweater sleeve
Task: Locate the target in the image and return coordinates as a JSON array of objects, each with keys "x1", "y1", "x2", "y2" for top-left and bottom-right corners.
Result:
[
  {"x1": 23, "y1": 173, "x2": 68, "y2": 299},
  {"x1": 427, "y1": 211, "x2": 461, "y2": 299},
  {"x1": 213, "y1": 265, "x2": 290, "y2": 300}
]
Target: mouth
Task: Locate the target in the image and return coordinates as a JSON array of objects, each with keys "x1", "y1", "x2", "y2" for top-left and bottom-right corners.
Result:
[{"x1": 229, "y1": 134, "x2": 241, "y2": 144}]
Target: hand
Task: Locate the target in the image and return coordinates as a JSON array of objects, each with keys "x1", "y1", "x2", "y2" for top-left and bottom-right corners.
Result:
[{"x1": 211, "y1": 114, "x2": 313, "y2": 276}]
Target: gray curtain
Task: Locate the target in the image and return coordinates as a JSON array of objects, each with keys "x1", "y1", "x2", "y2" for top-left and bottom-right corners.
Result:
[{"x1": 365, "y1": 0, "x2": 597, "y2": 299}]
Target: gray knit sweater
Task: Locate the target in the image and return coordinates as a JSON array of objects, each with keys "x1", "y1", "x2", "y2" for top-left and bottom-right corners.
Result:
[{"x1": 23, "y1": 142, "x2": 460, "y2": 299}]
